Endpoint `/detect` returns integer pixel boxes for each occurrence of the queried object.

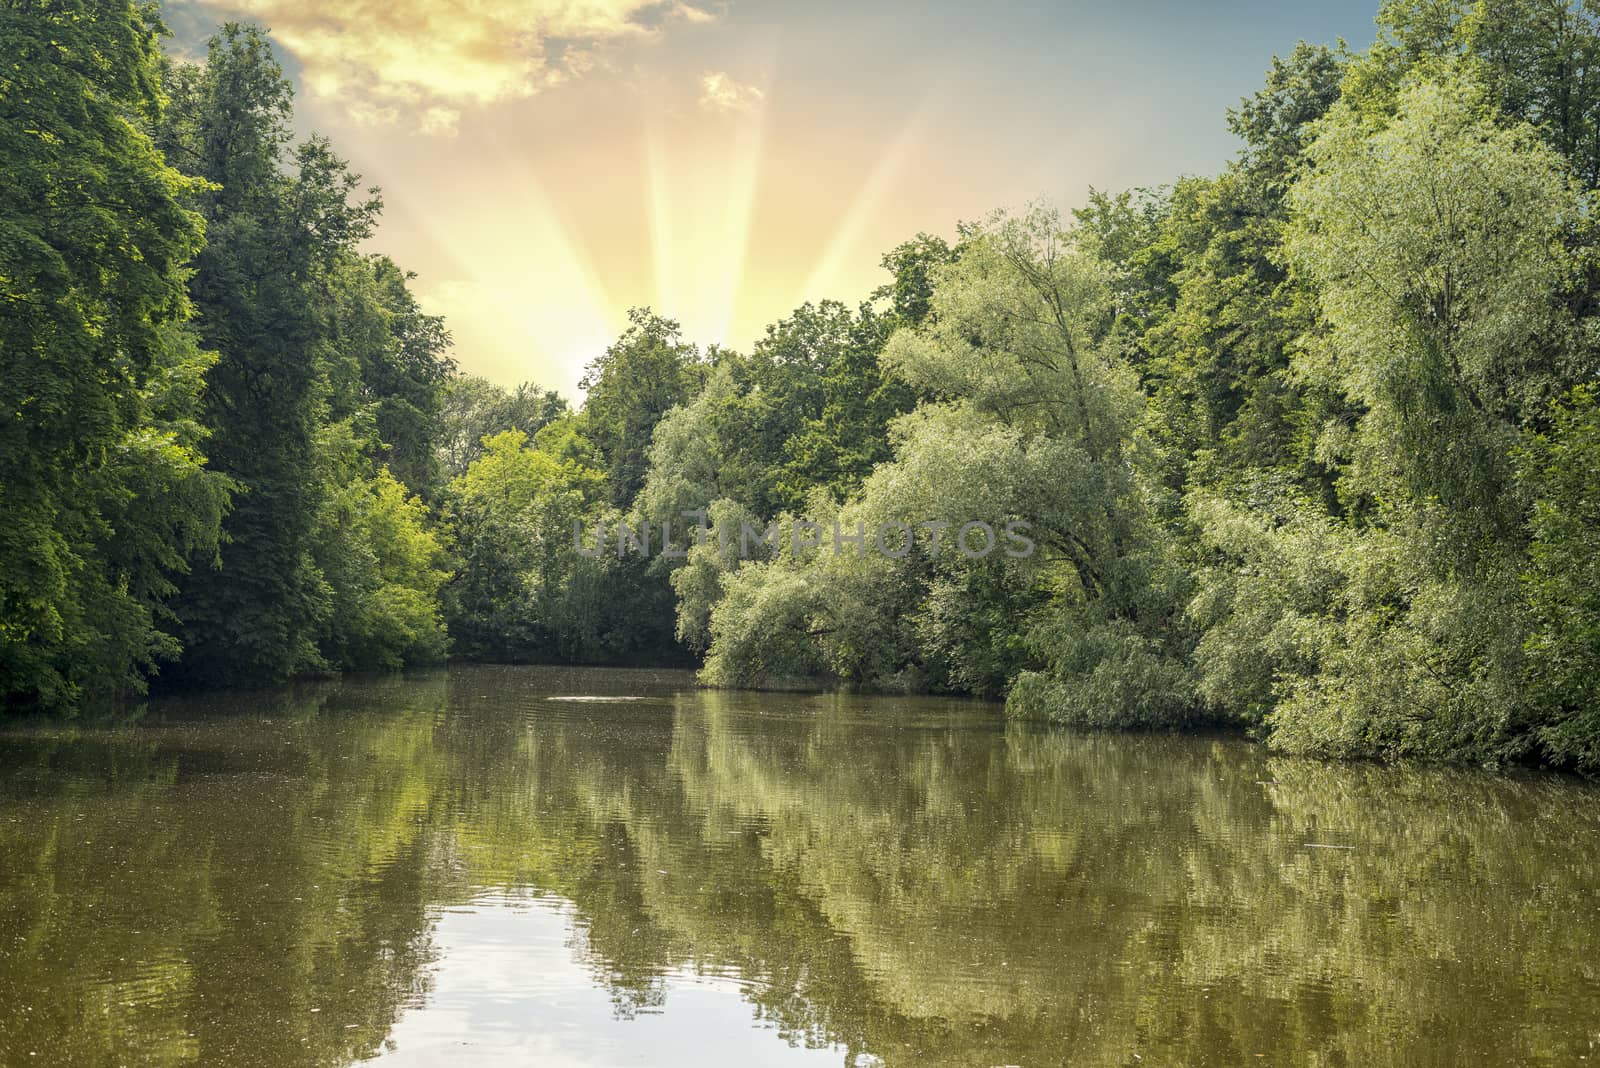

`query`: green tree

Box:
[443,430,606,661]
[311,419,449,670]
[579,309,706,508]
[773,300,913,510]
[161,25,383,685]
[1286,71,1577,551]
[437,376,568,481]
[0,0,229,710]
[1115,44,1346,504]
[1520,386,1600,771]
[1250,70,1581,762]
[327,254,455,499]
[700,209,1195,719]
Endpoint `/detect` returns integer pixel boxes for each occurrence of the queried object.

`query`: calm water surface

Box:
[1,665,1598,1066]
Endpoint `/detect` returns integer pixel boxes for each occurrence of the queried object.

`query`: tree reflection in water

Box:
[0,665,1596,1066]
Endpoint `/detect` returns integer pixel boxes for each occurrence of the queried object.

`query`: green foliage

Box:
[1287,72,1578,537]
[1185,491,1340,726]
[323,254,455,499]
[1119,43,1346,507]
[670,498,762,652]
[772,300,917,509]
[1348,1,1600,181]
[686,26,1600,769]
[579,309,707,508]
[444,429,616,662]
[1007,619,1197,729]
[1223,69,1577,764]
[872,232,957,327]
[1520,386,1600,770]
[160,26,367,684]
[312,423,449,670]
[700,555,830,688]
[437,375,567,481]
[154,24,458,684]
[635,294,918,544]
[0,0,228,710]
[695,209,1195,720]
[7,0,1600,778]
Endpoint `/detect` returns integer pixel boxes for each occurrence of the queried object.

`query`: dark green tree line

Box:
[0,0,228,709]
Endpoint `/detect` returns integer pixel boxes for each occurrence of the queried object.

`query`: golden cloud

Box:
[191,0,717,132]
[698,70,762,114]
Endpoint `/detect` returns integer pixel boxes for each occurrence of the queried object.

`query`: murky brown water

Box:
[1,665,1597,1066]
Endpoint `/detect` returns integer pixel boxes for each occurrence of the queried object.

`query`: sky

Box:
[163,0,1381,399]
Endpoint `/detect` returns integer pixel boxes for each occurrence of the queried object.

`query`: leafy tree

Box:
[437,376,567,481]
[873,232,958,327]
[670,497,766,652]
[325,254,454,499]
[1520,386,1600,771]
[161,25,384,685]
[1463,0,1600,183]
[634,362,759,537]
[1286,71,1577,550]
[579,309,706,508]
[700,209,1196,719]
[636,293,920,536]
[1250,70,1581,762]
[1119,43,1346,504]
[0,0,228,709]
[773,300,913,510]
[311,422,449,670]
[443,430,605,661]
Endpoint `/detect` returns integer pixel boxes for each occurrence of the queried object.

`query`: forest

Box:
[4,0,1599,773]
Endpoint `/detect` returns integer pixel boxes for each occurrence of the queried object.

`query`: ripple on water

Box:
[0,664,1597,1067]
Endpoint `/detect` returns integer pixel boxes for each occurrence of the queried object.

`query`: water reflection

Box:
[0,665,1597,1066]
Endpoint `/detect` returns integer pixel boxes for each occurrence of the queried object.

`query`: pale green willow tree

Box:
[633,362,747,546]
[1199,71,1584,762]
[700,209,1196,720]
[1286,72,1579,545]
[1520,386,1600,772]
[670,497,766,653]
[893,210,1194,721]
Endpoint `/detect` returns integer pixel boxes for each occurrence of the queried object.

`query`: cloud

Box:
[698,70,763,114]
[183,0,717,133]
[672,1,715,23]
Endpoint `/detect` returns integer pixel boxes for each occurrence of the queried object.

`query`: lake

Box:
[0,665,1597,1066]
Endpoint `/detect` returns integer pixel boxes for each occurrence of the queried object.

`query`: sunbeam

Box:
[705,92,767,344]
[797,100,937,303]
[644,122,678,319]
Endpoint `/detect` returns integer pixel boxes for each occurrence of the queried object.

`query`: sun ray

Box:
[796,100,936,303]
[704,96,768,344]
[644,122,678,318]
[352,124,621,396]
[482,127,615,322]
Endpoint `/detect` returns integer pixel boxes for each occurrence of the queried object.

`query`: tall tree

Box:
[1236,70,1582,762]
[323,254,454,499]
[579,309,706,508]
[0,0,228,709]
[161,25,381,685]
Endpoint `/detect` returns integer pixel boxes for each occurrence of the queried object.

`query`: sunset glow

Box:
[165,0,1375,396]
